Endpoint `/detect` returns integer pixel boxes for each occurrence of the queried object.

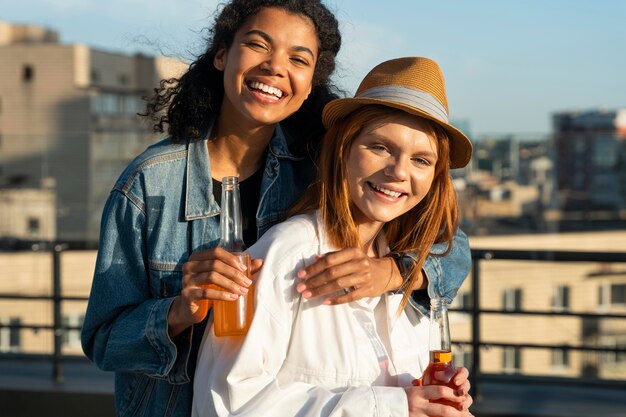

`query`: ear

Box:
[214,48,227,71]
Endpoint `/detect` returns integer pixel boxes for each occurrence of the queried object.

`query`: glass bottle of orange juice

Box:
[212,176,254,337]
[414,297,456,387]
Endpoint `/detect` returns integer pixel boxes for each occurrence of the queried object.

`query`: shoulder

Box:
[248,213,321,270]
[253,213,318,247]
[248,213,322,310]
[113,137,187,194]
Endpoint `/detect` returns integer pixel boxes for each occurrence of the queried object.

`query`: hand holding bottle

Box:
[211,176,257,336]
[167,247,260,337]
[168,176,259,337]
[405,383,474,417]
[408,296,473,414]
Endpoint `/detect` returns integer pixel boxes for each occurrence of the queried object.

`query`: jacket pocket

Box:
[118,373,155,417]
[148,260,184,298]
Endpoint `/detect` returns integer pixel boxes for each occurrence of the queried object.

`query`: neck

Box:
[209,114,276,181]
[358,222,384,257]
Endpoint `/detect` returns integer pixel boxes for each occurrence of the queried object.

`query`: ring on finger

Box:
[343,286,356,295]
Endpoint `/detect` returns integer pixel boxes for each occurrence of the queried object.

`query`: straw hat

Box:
[322,57,472,168]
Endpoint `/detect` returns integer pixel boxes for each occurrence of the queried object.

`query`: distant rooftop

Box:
[0,21,59,45]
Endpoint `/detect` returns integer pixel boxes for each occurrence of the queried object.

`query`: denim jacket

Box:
[81,122,470,417]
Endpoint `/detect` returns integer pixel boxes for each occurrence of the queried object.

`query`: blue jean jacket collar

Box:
[183,119,297,221]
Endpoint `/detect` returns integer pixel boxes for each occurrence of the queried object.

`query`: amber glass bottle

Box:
[212,176,255,337]
[417,297,456,387]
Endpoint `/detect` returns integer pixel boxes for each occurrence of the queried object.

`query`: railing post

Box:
[470,253,483,401]
[52,243,66,383]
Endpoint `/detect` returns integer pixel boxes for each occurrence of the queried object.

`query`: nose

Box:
[384,157,408,180]
[260,52,287,76]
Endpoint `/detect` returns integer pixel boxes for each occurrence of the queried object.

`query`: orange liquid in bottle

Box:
[421,350,456,387]
[212,252,254,337]
[212,283,255,336]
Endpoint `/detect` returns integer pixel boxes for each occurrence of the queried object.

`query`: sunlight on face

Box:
[346,113,438,232]
[215,7,319,128]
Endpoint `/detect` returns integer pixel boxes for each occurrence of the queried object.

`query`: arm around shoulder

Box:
[408,228,471,315]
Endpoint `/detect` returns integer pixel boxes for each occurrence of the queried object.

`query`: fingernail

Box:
[241,276,252,286]
[240,286,249,294]
[296,283,306,293]
[238,262,247,271]
[302,290,312,299]
[322,299,331,305]
[229,293,239,299]
[297,270,306,278]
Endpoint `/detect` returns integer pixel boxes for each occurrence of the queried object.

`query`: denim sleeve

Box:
[408,228,471,316]
[80,190,192,384]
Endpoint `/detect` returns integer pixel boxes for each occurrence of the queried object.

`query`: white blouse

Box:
[192,212,430,417]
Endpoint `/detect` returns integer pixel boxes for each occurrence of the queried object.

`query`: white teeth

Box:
[248,81,283,98]
[371,183,402,198]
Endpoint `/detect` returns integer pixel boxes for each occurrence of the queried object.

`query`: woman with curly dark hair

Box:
[81,1,471,416]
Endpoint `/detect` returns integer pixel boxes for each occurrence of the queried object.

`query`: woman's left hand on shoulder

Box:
[295,248,402,304]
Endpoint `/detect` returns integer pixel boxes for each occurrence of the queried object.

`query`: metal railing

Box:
[1,244,626,395]
[463,248,626,399]
[0,244,88,382]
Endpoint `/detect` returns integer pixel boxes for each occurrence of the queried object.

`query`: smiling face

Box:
[214,7,319,128]
[345,113,439,231]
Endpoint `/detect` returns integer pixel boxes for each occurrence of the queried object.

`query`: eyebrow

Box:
[243,29,316,59]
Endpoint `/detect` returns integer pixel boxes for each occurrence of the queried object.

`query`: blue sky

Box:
[3,0,625,136]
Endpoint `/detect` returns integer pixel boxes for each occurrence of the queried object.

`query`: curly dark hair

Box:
[142,0,341,155]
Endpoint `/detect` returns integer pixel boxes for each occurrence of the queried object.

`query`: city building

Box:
[0,21,188,242]
[553,109,626,218]
[452,230,626,380]
[459,134,555,234]
[0,186,56,242]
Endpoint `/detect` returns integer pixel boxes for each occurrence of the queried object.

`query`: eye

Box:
[245,41,269,51]
[412,156,434,167]
[290,55,310,66]
[368,144,389,153]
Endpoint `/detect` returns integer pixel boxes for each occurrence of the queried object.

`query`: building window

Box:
[91,93,121,115]
[28,217,41,236]
[551,348,570,368]
[91,70,101,83]
[23,65,34,82]
[599,285,609,306]
[460,292,473,310]
[62,314,84,348]
[502,288,522,311]
[600,339,626,365]
[503,347,521,373]
[611,284,626,304]
[454,350,473,370]
[0,317,21,353]
[599,283,626,307]
[551,286,570,311]
[118,73,129,85]
[123,95,142,115]
[450,291,472,310]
